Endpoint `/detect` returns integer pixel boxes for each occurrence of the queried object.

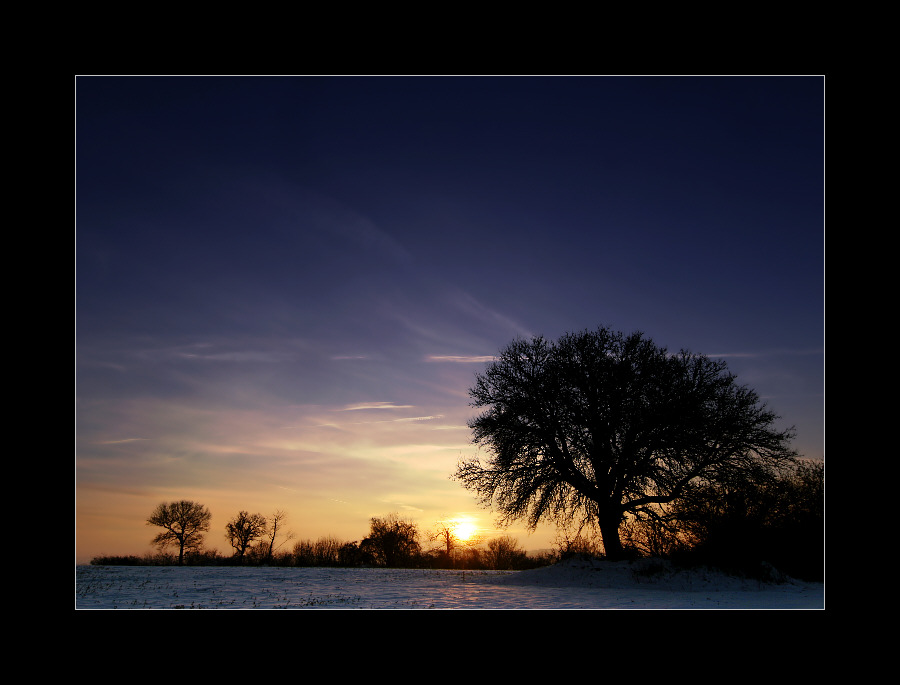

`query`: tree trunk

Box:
[267,520,277,561]
[598,514,625,560]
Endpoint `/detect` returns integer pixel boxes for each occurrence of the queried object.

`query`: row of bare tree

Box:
[141,504,540,569]
[145,503,293,565]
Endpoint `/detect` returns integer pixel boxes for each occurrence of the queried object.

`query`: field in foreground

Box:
[75,556,824,610]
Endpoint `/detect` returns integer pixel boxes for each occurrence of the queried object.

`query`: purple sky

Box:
[76,76,824,561]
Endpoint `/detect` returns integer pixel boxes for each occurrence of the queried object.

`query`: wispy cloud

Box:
[98,438,150,444]
[336,402,415,411]
[179,350,294,363]
[707,348,824,359]
[706,352,761,359]
[364,414,445,425]
[425,355,495,363]
[319,414,448,428]
[134,342,296,364]
[446,288,532,340]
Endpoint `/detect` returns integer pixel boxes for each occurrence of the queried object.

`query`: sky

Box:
[75,75,824,563]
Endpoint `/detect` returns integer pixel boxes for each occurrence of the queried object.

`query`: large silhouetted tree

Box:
[147,500,212,564]
[454,327,799,560]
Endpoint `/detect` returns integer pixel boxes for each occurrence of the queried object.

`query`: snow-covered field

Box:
[75,556,824,609]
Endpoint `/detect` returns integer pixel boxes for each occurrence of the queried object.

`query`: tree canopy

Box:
[225,511,268,559]
[454,327,799,560]
[360,513,421,567]
[146,500,212,564]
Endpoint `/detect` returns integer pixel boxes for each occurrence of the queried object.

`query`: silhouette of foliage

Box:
[455,327,799,560]
[483,535,528,570]
[225,511,268,560]
[291,535,350,567]
[146,500,212,565]
[360,513,421,567]
[667,459,824,580]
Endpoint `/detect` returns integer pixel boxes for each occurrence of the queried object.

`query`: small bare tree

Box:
[147,500,212,565]
[428,517,482,563]
[429,519,459,558]
[263,509,295,561]
[225,511,268,560]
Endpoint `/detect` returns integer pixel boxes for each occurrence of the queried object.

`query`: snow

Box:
[75,556,824,609]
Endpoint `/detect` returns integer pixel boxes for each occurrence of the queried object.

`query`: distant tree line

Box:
[90,508,552,571]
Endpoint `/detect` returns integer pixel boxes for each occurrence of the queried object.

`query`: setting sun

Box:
[453,520,477,542]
